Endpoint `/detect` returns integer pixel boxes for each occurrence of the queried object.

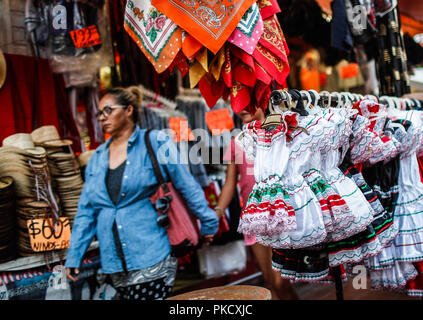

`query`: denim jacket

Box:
[65,127,219,274]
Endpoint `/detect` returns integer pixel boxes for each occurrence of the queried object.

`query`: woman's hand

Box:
[201,234,214,246]
[66,268,80,282]
[214,206,224,218]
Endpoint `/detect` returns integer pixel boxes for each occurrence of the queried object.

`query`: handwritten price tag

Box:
[27,218,71,252]
[70,25,102,49]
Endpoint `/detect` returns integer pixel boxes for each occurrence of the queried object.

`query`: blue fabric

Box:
[65,126,219,274]
[331,0,353,52]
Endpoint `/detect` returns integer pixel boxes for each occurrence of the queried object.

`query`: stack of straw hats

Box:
[31,126,84,224]
[0,176,17,262]
[0,133,60,257]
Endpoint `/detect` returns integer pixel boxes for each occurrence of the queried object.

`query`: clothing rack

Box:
[267,88,423,301]
[139,85,177,110]
[269,89,422,112]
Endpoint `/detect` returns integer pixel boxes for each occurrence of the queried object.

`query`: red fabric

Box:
[171,51,189,77]
[253,43,288,85]
[418,157,423,182]
[0,54,81,152]
[230,45,255,69]
[257,0,281,19]
[406,262,423,296]
[233,62,256,87]
[230,81,251,113]
[198,74,225,109]
[203,183,230,238]
[252,80,271,111]
[0,55,19,143]
[259,15,290,65]
[254,61,272,85]
[35,58,60,130]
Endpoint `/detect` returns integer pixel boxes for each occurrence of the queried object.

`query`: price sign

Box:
[70,25,102,49]
[168,117,195,142]
[205,109,234,135]
[27,217,71,252]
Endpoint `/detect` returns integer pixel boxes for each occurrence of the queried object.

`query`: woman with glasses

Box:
[65,86,219,300]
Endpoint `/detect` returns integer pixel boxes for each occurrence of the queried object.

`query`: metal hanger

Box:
[319,91,330,108]
[262,90,287,128]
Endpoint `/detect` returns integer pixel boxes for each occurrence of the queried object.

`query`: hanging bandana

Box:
[222,45,233,88]
[170,51,189,77]
[227,3,264,55]
[259,15,290,65]
[189,48,209,88]
[209,48,226,81]
[151,0,257,54]
[182,32,203,60]
[230,81,251,112]
[253,43,289,85]
[257,0,281,20]
[124,0,182,74]
[198,73,225,108]
[233,61,256,87]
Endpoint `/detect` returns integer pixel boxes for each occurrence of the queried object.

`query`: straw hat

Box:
[0,176,13,192]
[0,49,6,90]
[31,126,72,147]
[2,134,46,155]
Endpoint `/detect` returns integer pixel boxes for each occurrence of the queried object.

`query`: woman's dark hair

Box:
[105,86,143,124]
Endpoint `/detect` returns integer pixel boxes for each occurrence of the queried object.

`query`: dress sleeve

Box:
[235,129,256,160]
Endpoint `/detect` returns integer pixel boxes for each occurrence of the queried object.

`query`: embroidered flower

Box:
[144,9,167,43]
[155,16,166,31]
[146,17,154,34]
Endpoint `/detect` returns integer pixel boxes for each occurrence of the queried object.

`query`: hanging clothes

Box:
[0,53,82,152]
[234,94,423,289]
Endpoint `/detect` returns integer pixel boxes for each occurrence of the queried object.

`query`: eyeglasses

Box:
[96,105,126,119]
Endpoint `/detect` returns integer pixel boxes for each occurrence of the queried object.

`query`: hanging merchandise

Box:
[124,0,291,114]
[31,126,84,226]
[25,0,114,87]
[375,4,411,97]
[0,53,83,153]
[136,87,211,189]
[0,134,63,257]
[124,1,183,74]
[233,89,423,295]
[151,0,257,54]
[343,0,410,97]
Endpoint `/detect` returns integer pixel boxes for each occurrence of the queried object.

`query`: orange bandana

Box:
[151,0,257,54]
